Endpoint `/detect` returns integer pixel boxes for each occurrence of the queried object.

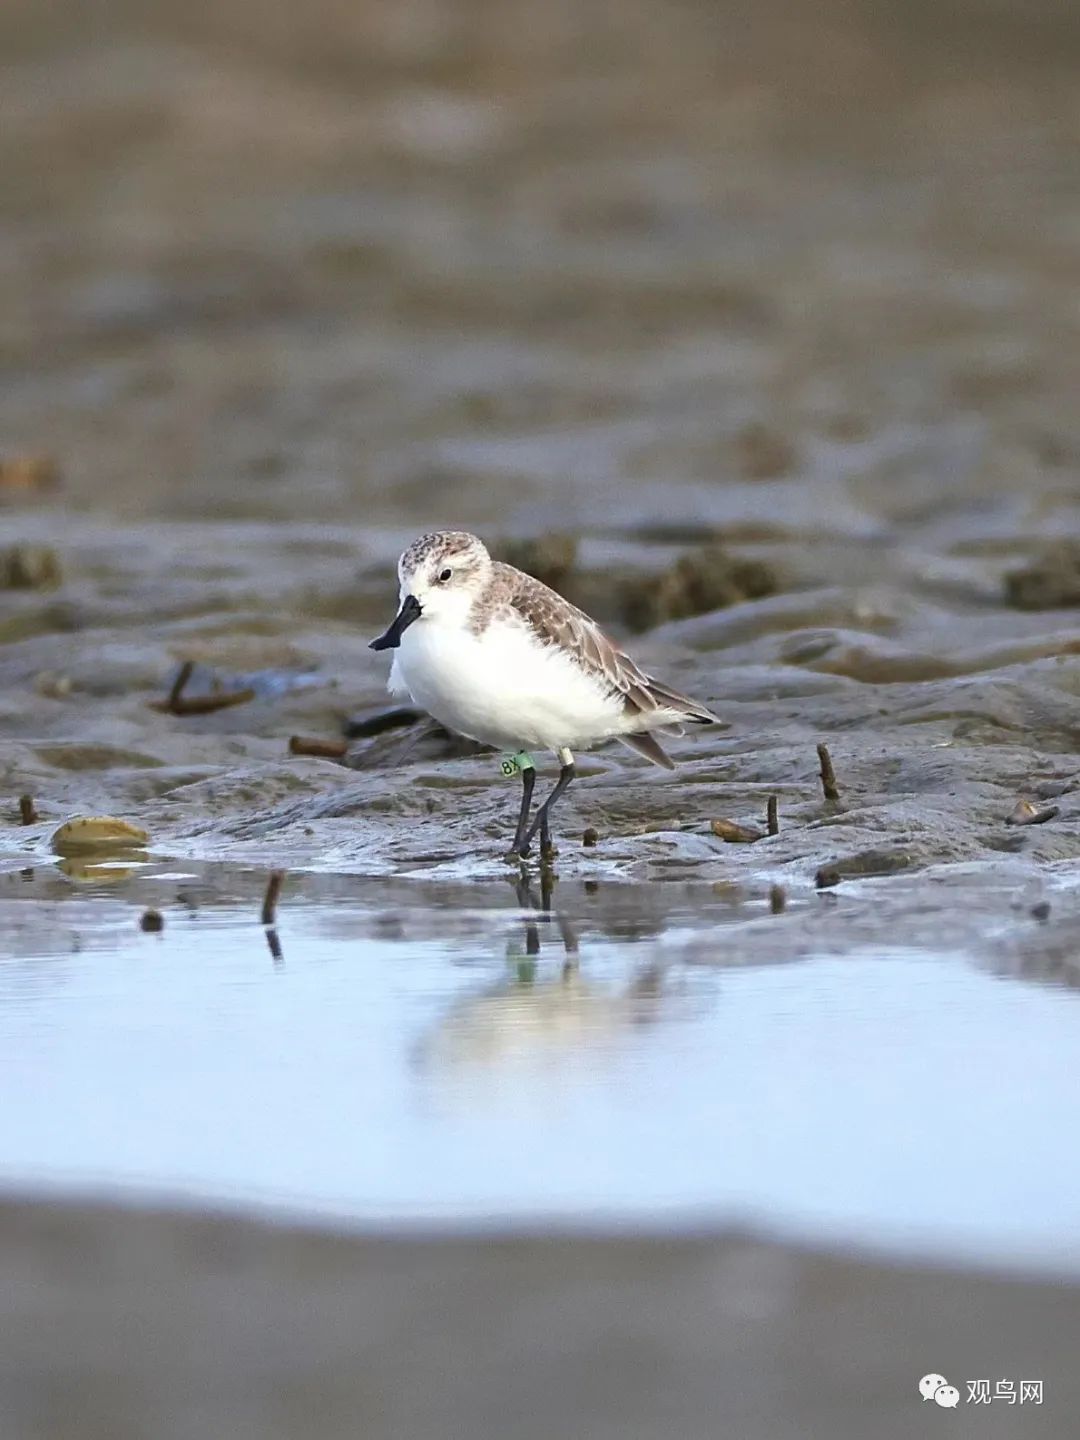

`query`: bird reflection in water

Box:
[513,869,578,971]
[418,875,665,1073]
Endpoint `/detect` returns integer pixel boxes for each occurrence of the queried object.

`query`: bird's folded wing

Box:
[506,571,719,725]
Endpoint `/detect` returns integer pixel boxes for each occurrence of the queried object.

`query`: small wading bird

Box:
[370,531,720,859]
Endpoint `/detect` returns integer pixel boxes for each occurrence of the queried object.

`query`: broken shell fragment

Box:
[51,816,149,855]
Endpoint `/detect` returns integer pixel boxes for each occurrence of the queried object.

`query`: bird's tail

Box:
[642,676,721,725]
[618,731,676,769]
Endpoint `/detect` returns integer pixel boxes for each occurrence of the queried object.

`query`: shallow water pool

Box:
[0,858,1078,1272]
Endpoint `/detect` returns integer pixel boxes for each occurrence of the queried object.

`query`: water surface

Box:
[2,860,1079,1272]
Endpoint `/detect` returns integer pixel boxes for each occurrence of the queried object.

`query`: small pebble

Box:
[769,884,786,914]
[582,826,599,847]
[1030,901,1051,922]
[140,909,164,933]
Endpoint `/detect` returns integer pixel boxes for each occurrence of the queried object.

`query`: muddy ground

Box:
[0,1194,1076,1440]
[3,0,1080,895]
[3,0,1080,874]
[3,0,1080,1433]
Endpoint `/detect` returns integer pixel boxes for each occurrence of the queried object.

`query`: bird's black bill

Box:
[369,593,422,651]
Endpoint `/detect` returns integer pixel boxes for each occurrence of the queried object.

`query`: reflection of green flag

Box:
[503,940,536,984]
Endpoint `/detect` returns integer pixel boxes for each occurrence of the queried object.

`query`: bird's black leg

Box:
[521,750,576,857]
[508,762,536,858]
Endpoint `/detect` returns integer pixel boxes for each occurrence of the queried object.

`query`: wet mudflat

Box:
[4,0,1080,886]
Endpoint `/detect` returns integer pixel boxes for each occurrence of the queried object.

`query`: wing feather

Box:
[501,565,721,726]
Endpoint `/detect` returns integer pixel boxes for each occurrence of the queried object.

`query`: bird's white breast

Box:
[390,615,624,752]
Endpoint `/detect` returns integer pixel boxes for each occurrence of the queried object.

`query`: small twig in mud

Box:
[148,661,256,716]
[140,908,164,933]
[582,826,599,847]
[1005,799,1059,827]
[816,743,840,802]
[261,870,286,926]
[168,661,194,709]
[711,818,764,844]
[766,795,779,836]
[769,884,786,914]
[344,706,423,739]
[289,735,349,760]
[161,689,256,716]
[18,794,38,825]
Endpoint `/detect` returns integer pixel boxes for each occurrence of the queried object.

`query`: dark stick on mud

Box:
[168,661,194,710]
[18,794,37,825]
[816,743,840,802]
[343,706,423,739]
[261,870,286,927]
[769,884,786,914]
[148,660,256,716]
[766,795,779,836]
[289,736,349,760]
[168,688,256,716]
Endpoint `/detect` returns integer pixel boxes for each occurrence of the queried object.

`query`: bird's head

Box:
[369,530,492,649]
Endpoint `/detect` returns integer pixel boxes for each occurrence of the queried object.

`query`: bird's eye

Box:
[438,567,453,582]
